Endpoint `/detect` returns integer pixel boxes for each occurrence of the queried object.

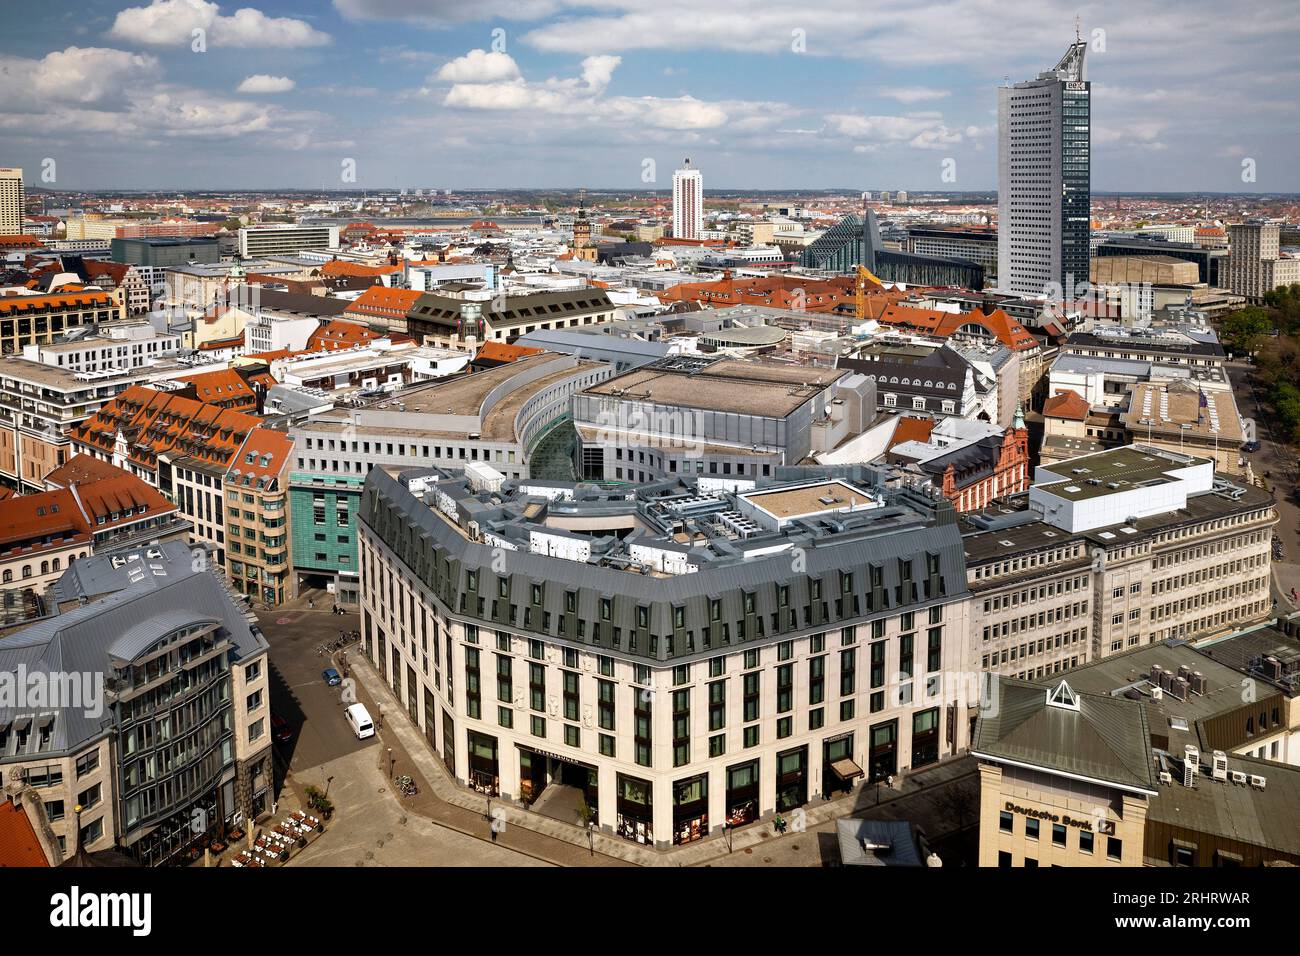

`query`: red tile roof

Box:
[476,341,544,364]
[70,385,262,474]
[343,285,422,319]
[180,368,258,411]
[0,800,51,867]
[226,427,293,488]
[889,417,936,449]
[307,319,383,351]
[318,260,402,278]
[1042,389,1091,421]
[0,291,115,316]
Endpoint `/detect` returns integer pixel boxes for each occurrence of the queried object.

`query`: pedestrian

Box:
[308,597,314,609]
[490,825,498,843]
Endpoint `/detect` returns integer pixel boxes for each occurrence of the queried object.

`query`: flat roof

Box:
[742,479,873,519]
[583,358,842,418]
[1035,446,1209,502]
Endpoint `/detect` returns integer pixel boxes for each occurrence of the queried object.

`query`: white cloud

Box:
[237,74,296,94]
[333,0,559,24]
[435,50,752,131]
[435,49,522,84]
[0,46,160,109]
[878,87,950,103]
[110,0,330,48]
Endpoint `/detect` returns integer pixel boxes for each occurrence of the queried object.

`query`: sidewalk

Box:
[348,654,971,866]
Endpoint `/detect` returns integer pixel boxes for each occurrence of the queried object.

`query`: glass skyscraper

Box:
[997,38,1091,298]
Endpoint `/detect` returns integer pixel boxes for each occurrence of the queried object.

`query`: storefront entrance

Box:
[725,759,760,828]
[519,746,597,824]
[869,719,898,782]
[616,773,653,844]
[822,733,862,798]
[775,746,808,812]
[672,775,709,845]
[468,731,500,796]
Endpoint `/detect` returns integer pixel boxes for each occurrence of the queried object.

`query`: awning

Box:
[830,758,864,781]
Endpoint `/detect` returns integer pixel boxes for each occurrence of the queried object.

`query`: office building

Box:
[997,37,1091,296]
[672,159,703,240]
[1227,222,1300,303]
[907,225,999,282]
[801,210,986,289]
[236,224,339,259]
[974,630,1300,866]
[0,168,23,236]
[0,540,272,865]
[573,356,873,484]
[405,290,616,350]
[964,445,1274,680]
[0,291,124,355]
[358,467,974,847]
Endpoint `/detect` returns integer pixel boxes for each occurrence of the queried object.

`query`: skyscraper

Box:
[671,158,703,240]
[997,36,1091,297]
[0,168,23,236]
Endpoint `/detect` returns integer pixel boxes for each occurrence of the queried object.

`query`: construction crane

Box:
[855,264,883,320]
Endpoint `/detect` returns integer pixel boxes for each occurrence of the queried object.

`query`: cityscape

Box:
[0,0,1297,925]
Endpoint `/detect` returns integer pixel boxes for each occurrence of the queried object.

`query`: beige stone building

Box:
[1228,222,1300,302]
[965,445,1275,679]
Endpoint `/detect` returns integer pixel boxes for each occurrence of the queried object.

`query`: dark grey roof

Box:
[407,288,614,331]
[253,288,352,318]
[835,818,927,866]
[1,541,267,759]
[973,678,1158,794]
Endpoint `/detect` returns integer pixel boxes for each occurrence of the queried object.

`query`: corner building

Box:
[358,468,973,848]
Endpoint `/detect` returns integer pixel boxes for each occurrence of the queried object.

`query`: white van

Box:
[345,703,375,740]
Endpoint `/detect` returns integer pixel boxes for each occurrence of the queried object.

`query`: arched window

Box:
[40,561,48,575]
[22,565,31,579]
[52,558,60,571]
[2,569,10,583]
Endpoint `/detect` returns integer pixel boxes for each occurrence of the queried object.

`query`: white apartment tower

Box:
[672,158,703,240]
[997,37,1091,297]
[0,167,23,236]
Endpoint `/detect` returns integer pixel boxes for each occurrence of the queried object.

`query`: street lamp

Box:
[325,775,334,797]
[387,748,394,780]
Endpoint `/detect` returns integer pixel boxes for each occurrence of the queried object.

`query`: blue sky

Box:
[1,0,1297,192]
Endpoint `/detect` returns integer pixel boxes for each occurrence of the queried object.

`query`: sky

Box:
[0,0,1297,193]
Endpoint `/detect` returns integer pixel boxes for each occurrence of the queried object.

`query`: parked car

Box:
[322,667,342,686]
[1241,441,1261,453]
[271,713,293,743]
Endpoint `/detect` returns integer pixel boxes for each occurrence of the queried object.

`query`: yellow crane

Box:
[855,264,883,319]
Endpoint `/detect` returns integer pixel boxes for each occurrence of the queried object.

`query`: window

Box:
[998,851,1012,867]
[248,718,265,743]
[1000,810,1013,833]
[1025,818,1039,841]
[1052,823,1067,847]
[1107,837,1123,861]
[530,715,546,738]
[1079,831,1094,854]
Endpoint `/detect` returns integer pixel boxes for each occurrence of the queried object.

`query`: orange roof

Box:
[180,368,257,409]
[0,234,44,248]
[43,453,127,487]
[933,308,1039,351]
[307,319,383,351]
[243,348,295,362]
[0,801,50,868]
[344,285,422,318]
[73,473,177,532]
[889,417,935,449]
[476,341,544,364]
[319,260,402,278]
[1042,389,1091,421]
[0,488,86,551]
[658,274,859,313]
[70,385,262,474]
[226,426,293,486]
[0,291,115,316]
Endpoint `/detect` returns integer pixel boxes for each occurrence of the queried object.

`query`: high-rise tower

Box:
[671,158,703,240]
[0,168,23,236]
[997,34,1091,297]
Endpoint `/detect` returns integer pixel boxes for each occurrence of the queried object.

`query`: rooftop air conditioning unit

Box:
[1183,745,1199,788]
[1158,770,1172,785]
[1211,751,1229,782]
[1248,775,1266,790]
[1150,685,1163,700]
[1229,770,1248,786]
